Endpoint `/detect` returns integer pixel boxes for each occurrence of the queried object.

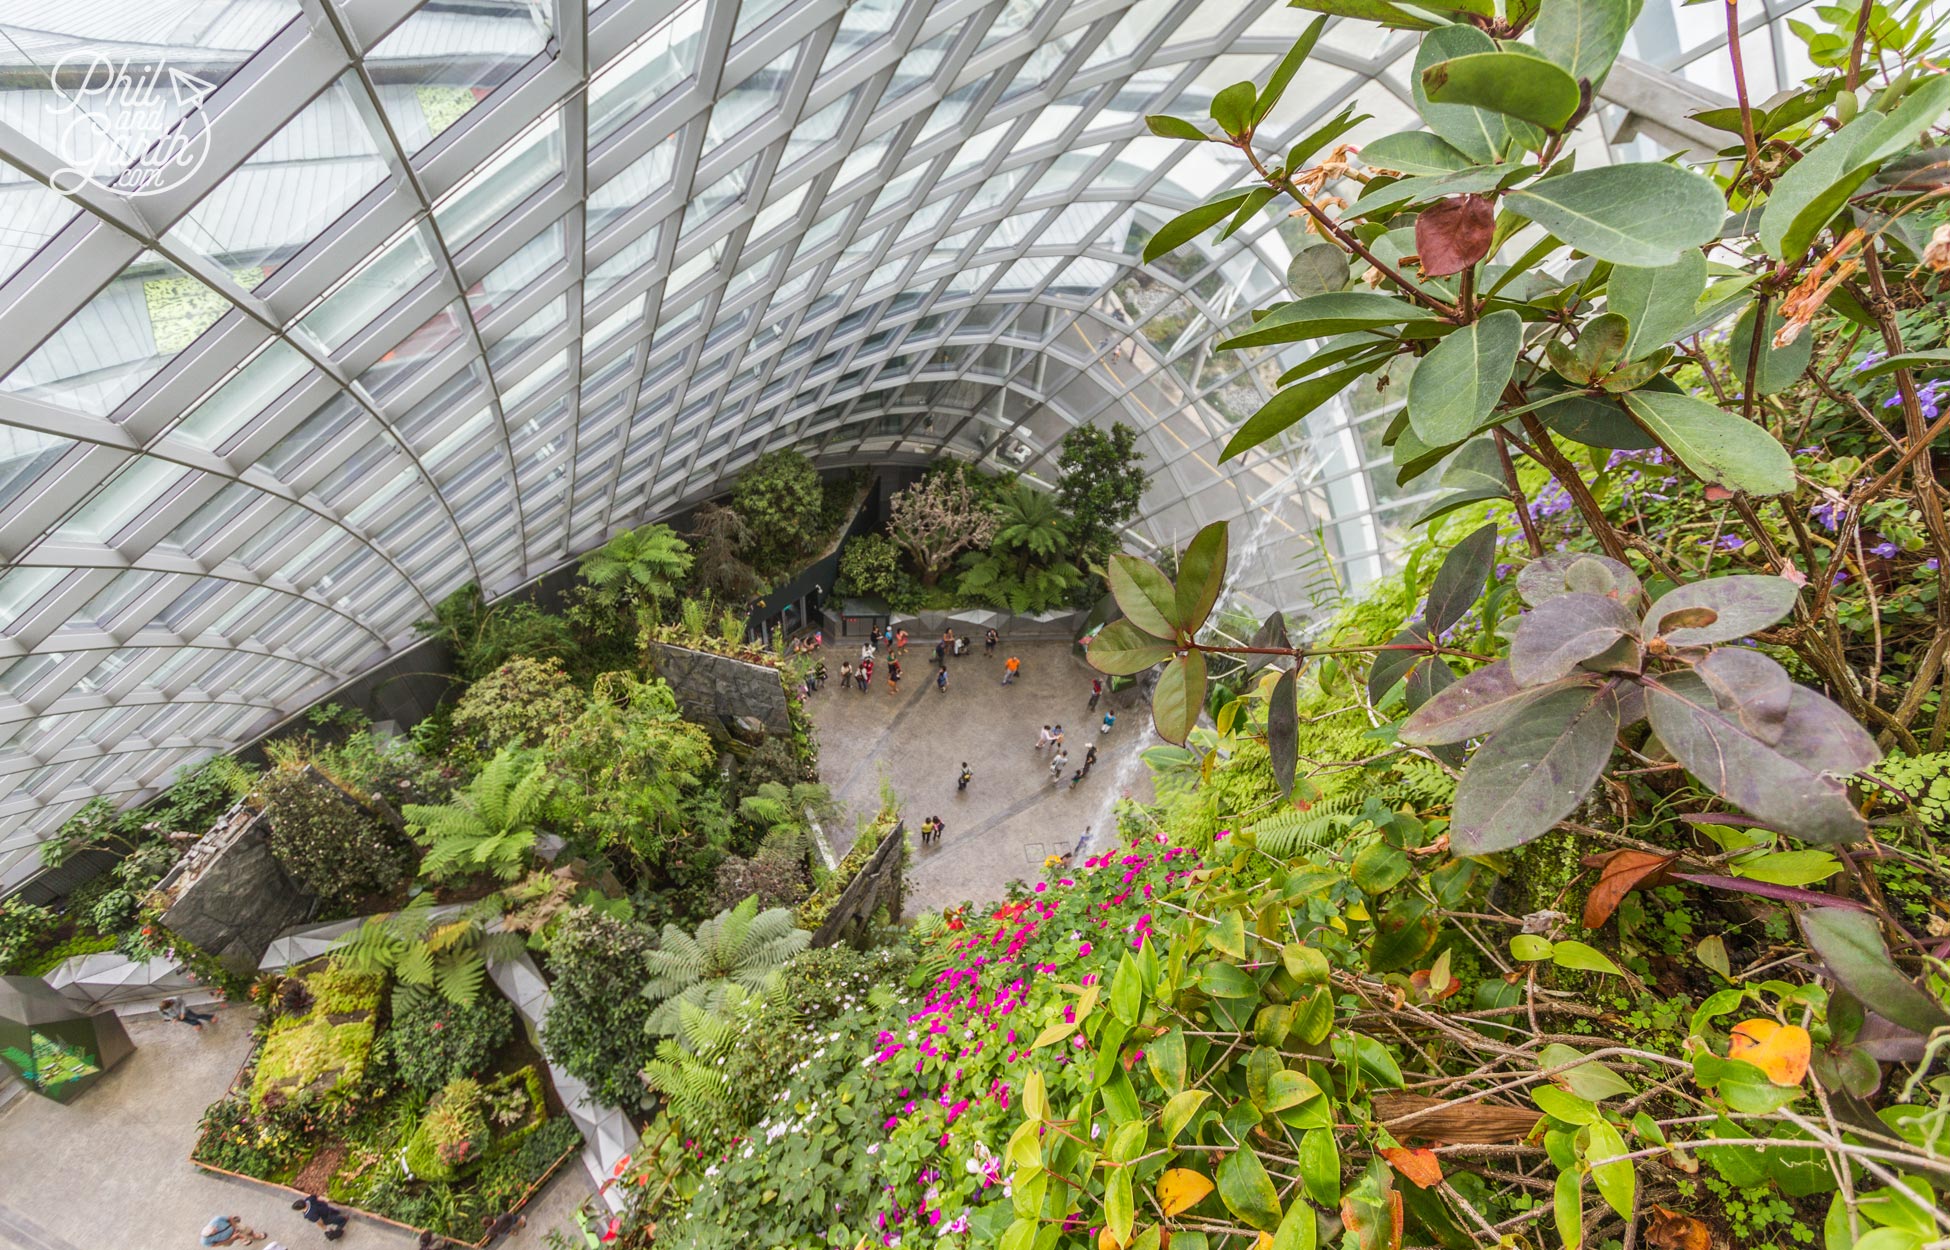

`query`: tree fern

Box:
[403,746,553,883]
[1248,793,1366,857]
[642,896,810,1034]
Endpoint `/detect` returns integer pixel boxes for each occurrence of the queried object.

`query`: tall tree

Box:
[731,450,822,570]
[577,523,693,613]
[888,465,999,586]
[688,502,765,601]
[1056,423,1148,560]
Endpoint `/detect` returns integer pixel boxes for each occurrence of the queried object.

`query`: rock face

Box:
[156,802,316,976]
[810,822,907,949]
[646,643,793,737]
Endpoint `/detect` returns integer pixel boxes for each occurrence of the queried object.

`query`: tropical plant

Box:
[382,992,516,1091]
[640,895,810,1034]
[414,582,575,682]
[730,449,822,570]
[836,533,904,601]
[259,765,410,908]
[403,1076,488,1181]
[540,907,660,1108]
[448,656,583,763]
[550,673,716,867]
[687,502,765,601]
[887,464,999,586]
[1055,421,1148,560]
[403,746,555,883]
[0,897,57,974]
[639,983,773,1139]
[578,523,693,613]
[333,893,523,1012]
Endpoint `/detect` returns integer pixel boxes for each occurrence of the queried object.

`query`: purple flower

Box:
[1870,541,1898,559]
[1832,570,1850,586]
[1856,349,1885,373]
[1811,500,1846,532]
[1928,559,1941,572]
[1714,534,1744,552]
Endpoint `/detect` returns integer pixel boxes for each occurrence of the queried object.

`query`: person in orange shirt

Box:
[1002,656,1021,685]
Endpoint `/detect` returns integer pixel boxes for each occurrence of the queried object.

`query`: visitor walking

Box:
[199,1215,266,1246]
[896,628,909,656]
[943,628,957,656]
[887,660,902,693]
[1049,749,1069,781]
[1035,725,1054,753]
[1082,744,1098,776]
[481,1211,528,1241]
[292,1194,349,1239]
[1051,724,1065,752]
[957,762,972,792]
[1087,678,1103,712]
[1068,766,1086,790]
[936,667,949,694]
[814,660,827,688]
[1100,710,1116,734]
[954,634,970,657]
[840,661,853,690]
[160,996,215,1032]
[1002,655,1021,685]
[933,639,947,668]
[985,627,998,657]
[860,658,874,692]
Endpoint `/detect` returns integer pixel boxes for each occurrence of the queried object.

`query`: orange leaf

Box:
[1727,1018,1811,1085]
[1381,1146,1444,1189]
[1581,849,1679,929]
[1099,1228,1125,1250]
[1255,1235,1274,1250]
[1157,1168,1215,1217]
[1646,1206,1715,1250]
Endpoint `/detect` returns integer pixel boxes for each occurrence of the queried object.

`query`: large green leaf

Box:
[1451,683,1622,855]
[1289,0,1439,29]
[1153,650,1208,744]
[1798,907,1950,1035]
[1359,130,1477,176]
[1089,619,1176,675]
[1210,81,1257,137]
[1608,250,1707,360]
[1856,348,1950,379]
[1406,310,1523,446]
[1174,522,1230,634]
[1287,243,1351,298]
[1223,360,1383,461]
[1534,0,1632,87]
[1401,660,1592,745]
[1621,390,1794,496]
[1254,16,1327,125]
[1108,554,1180,636]
[1413,24,1525,162]
[1729,303,1814,396]
[1218,292,1437,351]
[1504,164,1723,266]
[1144,191,1253,263]
[1423,522,1500,635]
[1421,52,1582,130]
[1217,1141,1284,1232]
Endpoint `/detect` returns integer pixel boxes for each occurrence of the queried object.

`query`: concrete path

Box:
[804,638,1155,914]
[0,1005,593,1250]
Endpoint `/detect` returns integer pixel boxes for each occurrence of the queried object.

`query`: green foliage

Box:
[448,656,584,765]
[248,959,384,1117]
[382,992,516,1092]
[260,767,410,908]
[642,894,811,1034]
[333,894,524,1013]
[835,533,906,601]
[1056,421,1149,560]
[731,450,822,571]
[0,897,58,973]
[415,583,577,683]
[550,672,717,870]
[540,906,660,1108]
[404,1076,489,1181]
[404,746,555,884]
[578,523,693,612]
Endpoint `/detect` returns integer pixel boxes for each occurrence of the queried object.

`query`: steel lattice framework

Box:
[0,0,1808,885]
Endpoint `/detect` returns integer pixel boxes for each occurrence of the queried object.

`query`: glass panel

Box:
[56,456,183,543]
[368,0,552,153]
[1,252,232,417]
[164,73,386,289]
[703,47,797,152]
[433,111,565,250]
[589,0,707,146]
[171,342,310,451]
[468,221,565,322]
[588,134,678,237]
[300,228,438,351]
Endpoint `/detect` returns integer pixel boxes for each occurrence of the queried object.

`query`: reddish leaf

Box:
[1728,1018,1811,1085]
[1581,849,1679,929]
[1415,194,1495,277]
[1646,1206,1715,1250]
[1380,1146,1444,1189]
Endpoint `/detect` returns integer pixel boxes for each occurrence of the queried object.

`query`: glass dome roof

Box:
[0,0,1810,884]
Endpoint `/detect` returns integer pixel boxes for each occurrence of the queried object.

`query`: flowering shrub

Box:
[382,993,515,1092]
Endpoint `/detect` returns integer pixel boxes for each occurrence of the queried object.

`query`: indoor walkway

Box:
[805,638,1155,914]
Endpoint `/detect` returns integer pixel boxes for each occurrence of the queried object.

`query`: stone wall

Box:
[645,642,792,737]
[155,801,317,977]
[809,821,907,949]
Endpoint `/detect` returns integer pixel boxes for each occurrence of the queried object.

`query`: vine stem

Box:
[1725,0,1763,174]
[1237,139,1460,319]
[1496,429,1546,557]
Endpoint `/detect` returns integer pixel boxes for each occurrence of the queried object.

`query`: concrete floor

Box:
[806,638,1155,913]
[0,1006,593,1250]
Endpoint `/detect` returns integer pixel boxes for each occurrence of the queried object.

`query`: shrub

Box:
[731,449,822,570]
[415,583,577,683]
[0,897,58,973]
[539,907,659,1108]
[710,848,811,912]
[835,533,905,601]
[260,768,408,908]
[1055,421,1147,560]
[382,993,515,1091]
[448,656,582,764]
[403,1076,488,1181]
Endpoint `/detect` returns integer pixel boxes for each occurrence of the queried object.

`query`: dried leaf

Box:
[1415,194,1496,277]
[1380,1146,1444,1189]
[1158,1168,1216,1217]
[1645,1207,1714,1250]
[1727,1018,1811,1085]
[1580,848,1679,929]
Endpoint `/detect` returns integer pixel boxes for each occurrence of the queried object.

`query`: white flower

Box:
[704,1165,719,1177]
[867,1143,879,1155]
